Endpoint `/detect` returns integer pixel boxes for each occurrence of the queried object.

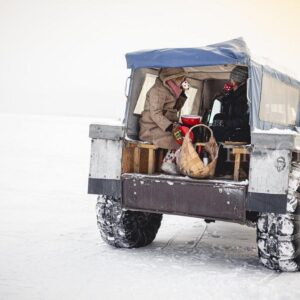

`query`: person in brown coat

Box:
[139,67,189,174]
[139,67,188,149]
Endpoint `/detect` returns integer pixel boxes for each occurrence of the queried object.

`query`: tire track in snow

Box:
[258,272,282,284]
[161,223,207,251]
[190,224,208,250]
[161,230,183,250]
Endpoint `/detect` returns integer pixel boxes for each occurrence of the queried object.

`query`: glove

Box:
[212,119,225,127]
[165,123,173,132]
[212,113,225,127]
[173,92,187,111]
[172,123,184,145]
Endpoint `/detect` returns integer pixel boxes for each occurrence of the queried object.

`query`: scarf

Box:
[166,79,182,99]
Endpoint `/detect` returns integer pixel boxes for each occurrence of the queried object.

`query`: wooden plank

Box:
[133,147,141,173]
[138,143,158,150]
[148,149,156,174]
[122,145,134,173]
[139,148,149,173]
[233,148,250,155]
[126,140,158,149]
[126,142,137,148]
[224,141,247,145]
[234,153,241,181]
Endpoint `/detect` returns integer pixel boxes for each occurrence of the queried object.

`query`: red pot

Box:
[179,126,194,144]
[181,115,201,127]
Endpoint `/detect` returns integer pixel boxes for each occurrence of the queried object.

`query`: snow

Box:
[127,173,249,186]
[253,127,298,135]
[1,113,300,300]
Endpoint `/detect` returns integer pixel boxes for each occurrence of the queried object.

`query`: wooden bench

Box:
[123,140,250,180]
[123,140,164,175]
[222,142,250,181]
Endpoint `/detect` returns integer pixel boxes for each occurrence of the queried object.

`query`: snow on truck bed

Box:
[124,172,249,186]
[0,113,300,300]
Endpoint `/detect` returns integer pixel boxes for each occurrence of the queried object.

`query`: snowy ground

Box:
[1,113,300,300]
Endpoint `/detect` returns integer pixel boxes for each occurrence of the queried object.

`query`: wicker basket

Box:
[178,124,219,179]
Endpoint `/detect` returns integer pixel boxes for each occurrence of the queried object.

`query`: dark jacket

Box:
[221,83,249,130]
[212,83,250,143]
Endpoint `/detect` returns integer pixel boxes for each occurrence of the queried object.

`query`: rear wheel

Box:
[257,213,300,271]
[257,162,300,272]
[96,195,163,248]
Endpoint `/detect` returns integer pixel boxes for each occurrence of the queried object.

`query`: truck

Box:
[88,38,300,272]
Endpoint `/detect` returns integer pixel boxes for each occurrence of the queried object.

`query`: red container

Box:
[179,126,194,144]
[181,115,201,127]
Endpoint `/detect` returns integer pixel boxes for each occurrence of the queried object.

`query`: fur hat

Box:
[230,66,248,83]
[159,68,187,84]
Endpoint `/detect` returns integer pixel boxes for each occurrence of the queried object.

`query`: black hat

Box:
[230,66,248,83]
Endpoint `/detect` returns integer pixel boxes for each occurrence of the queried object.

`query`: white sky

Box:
[0,0,299,119]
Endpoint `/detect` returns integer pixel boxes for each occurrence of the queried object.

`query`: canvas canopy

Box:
[125,38,300,130]
[126,38,249,69]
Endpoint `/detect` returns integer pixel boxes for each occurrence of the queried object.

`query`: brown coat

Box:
[139,68,187,149]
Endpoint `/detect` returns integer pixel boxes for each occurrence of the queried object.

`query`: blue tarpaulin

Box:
[126,37,300,130]
[126,38,250,69]
[249,61,300,130]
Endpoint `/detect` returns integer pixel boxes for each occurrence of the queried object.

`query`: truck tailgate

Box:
[122,173,248,223]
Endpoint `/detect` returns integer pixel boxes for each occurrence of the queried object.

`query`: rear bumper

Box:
[122,173,248,223]
[88,174,287,217]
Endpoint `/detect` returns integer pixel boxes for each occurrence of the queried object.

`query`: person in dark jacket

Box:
[211,66,250,175]
[212,66,250,143]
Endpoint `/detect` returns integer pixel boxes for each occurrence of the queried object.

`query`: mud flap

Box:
[247,192,287,214]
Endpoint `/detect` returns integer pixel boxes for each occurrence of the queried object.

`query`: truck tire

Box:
[257,162,300,272]
[96,195,163,248]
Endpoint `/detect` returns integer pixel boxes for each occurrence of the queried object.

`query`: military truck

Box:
[88,38,300,272]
